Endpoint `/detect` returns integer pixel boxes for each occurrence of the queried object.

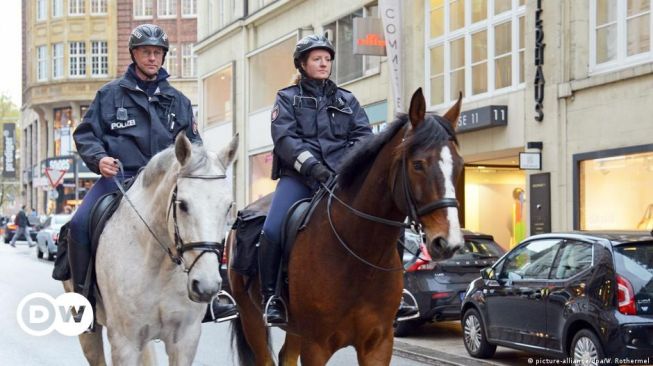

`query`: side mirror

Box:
[481,267,495,280]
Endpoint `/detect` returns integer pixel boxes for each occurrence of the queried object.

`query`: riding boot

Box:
[258,233,287,326]
[68,235,94,328]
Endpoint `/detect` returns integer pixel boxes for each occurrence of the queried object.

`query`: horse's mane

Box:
[337,113,457,189]
[141,143,210,187]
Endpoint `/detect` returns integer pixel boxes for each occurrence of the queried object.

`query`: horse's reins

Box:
[112,162,228,273]
[322,120,459,272]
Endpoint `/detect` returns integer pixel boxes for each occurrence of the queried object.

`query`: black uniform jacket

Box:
[271,78,372,179]
[73,65,201,174]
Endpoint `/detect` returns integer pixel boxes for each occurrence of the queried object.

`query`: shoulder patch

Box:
[271,104,280,122]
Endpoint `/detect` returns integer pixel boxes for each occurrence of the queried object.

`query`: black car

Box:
[461,231,653,364]
[395,229,505,336]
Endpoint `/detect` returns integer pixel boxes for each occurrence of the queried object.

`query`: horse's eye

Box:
[412,161,425,171]
[178,200,189,213]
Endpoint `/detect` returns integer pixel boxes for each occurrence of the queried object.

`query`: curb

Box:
[393,341,499,366]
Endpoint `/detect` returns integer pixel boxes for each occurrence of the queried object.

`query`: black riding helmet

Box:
[293,35,335,72]
[129,24,169,63]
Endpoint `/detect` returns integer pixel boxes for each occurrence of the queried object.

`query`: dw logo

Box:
[16,292,93,336]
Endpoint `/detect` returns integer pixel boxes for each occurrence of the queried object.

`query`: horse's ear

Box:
[175,133,192,166]
[408,88,426,128]
[218,133,239,166]
[442,91,463,130]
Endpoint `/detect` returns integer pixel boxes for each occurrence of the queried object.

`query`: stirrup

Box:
[207,291,239,323]
[263,296,288,327]
[396,289,420,322]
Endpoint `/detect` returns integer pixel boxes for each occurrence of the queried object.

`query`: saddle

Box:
[230,180,334,278]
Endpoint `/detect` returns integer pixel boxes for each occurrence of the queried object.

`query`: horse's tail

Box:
[230,317,257,366]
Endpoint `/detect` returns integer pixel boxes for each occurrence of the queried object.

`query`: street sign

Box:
[44,168,67,188]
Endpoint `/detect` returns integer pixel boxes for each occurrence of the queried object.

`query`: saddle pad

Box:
[89,191,123,257]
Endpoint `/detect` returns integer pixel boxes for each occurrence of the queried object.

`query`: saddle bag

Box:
[52,222,72,281]
[231,209,267,277]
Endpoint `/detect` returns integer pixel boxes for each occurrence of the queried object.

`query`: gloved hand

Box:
[309,163,332,183]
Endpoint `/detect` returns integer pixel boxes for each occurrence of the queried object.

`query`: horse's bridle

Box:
[114,172,230,273]
[166,174,230,273]
[324,119,459,271]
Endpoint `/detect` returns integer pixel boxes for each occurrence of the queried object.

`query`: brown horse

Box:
[228,88,464,365]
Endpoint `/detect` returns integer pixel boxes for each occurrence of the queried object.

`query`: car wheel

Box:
[462,308,496,358]
[36,245,43,259]
[571,329,606,366]
[393,319,422,337]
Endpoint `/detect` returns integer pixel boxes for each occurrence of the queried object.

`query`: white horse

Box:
[63,133,238,365]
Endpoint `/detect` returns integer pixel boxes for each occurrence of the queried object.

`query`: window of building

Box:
[203,64,233,127]
[158,0,177,18]
[52,0,63,17]
[181,43,196,77]
[52,43,64,79]
[207,0,239,32]
[324,4,381,85]
[590,0,652,72]
[36,0,47,20]
[69,0,85,15]
[248,36,296,112]
[165,43,178,77]
[134,0,153,18]
[37,46,48,81]
[576,148,653,230]
[427,0,525,107]
[91,0,108,14]
[182,0,197,16]
[53,107,73,156]
[91,41,108,76]
[69,42,86,77]
[249,151,275,203]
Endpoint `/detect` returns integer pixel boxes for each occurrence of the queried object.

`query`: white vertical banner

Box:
[380,0,403,113]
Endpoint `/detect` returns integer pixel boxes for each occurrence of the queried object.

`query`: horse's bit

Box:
[113,170,229,273]
[323,118,459,271]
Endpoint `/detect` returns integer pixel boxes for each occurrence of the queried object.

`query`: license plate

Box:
[459,291,466,301]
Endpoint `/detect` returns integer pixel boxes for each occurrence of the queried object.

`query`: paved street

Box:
[0,241,427,365]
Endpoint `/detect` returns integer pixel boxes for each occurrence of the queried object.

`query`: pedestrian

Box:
[10,205,35,248]
[70,24,235,326]
[258,34,375,326]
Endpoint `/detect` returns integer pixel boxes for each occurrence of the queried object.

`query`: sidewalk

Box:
[392,321,532,366]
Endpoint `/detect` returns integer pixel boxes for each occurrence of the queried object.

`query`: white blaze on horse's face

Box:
[437,145,464,248]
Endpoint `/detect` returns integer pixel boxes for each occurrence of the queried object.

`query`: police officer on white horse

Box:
[70,23,235,325]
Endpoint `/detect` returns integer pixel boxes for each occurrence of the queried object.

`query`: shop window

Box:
[590,0,651,72]
[577,149,653,230]
[426,0,525,106]
[249,151,275,203]
[203,63,233,126]
[323,4,381,85]
[53,108,74,156]
[248,36,296,112]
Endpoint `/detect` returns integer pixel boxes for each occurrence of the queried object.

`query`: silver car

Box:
[36,214,72,260]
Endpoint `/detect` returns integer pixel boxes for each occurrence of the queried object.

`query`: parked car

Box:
[461,231,653,364]
[35,214,72,260]
[3,215,39,243]
[395,229,505,336]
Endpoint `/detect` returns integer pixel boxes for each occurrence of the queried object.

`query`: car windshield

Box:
[613,242,653,316]
[453,239,504,259]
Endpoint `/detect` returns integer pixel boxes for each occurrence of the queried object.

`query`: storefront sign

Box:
[2,123,16,179]
[519,152,542,170]
[353,17,386,56]
[457,105,507,133]
[534,0,545,122]
[40,156,91,175]
[380,0,403,112]
[530,172,551,234]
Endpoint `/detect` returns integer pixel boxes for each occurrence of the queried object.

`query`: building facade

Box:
[21,0,199,214]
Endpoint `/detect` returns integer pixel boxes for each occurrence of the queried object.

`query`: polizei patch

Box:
[111,119,136,130]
